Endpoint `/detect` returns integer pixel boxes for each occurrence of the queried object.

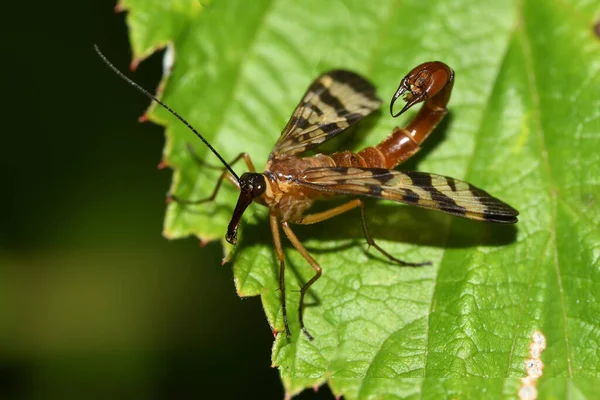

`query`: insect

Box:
[96,45,519,340]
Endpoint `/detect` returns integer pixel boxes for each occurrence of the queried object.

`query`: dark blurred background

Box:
[1,1,330,399]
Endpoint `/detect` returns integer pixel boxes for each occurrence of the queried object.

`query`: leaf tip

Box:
[129,59,140,72]
[113,2,126,13]
[157,160,169,170]
[234,282,244,297]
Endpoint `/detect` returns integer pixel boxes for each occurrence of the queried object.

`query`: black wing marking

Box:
[297,167,518,223]
[271,70,382,157]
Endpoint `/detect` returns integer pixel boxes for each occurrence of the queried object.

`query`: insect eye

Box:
[250,176,266,197]
[240,172,267,198]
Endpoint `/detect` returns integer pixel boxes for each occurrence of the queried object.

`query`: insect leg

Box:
[297,199,362,224]
[186,144,259,172]
[297,199,429,266]
[358,200,430,267]
[281,222,322,341]
[169,152,256,205]
[270,212,292,338]
[185,143,223,170]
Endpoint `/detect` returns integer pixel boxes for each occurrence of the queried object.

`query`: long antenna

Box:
[94,45,240,181]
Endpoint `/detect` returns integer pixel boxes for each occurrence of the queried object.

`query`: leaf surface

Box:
[120,0,600,397]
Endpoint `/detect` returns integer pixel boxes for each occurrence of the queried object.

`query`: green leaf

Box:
[121,0,600,397]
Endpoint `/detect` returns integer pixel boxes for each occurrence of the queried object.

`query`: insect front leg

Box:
[281,222,322,341]
[186,144,257,172]
[168,152,256,205]
[270,212,292,338]
[184,143,227,170]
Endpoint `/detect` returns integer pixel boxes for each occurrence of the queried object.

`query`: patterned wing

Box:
[271,70,382,157]
[298,167,519,223]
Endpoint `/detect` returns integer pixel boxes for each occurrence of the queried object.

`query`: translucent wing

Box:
[298,167,519,223]
[271,70,382,157]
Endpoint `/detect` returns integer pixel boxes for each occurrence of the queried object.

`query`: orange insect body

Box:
[261,62,455,226]
[97,46,518,341]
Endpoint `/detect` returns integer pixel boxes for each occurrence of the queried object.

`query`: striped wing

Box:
[271,70,382,157]
[298,167,519,223]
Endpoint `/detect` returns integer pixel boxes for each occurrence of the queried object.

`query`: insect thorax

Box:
[263,154,336,222]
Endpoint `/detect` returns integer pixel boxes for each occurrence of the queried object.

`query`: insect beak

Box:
[226,190,253,245]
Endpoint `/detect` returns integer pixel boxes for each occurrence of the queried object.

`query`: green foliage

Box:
[121,0,600,397]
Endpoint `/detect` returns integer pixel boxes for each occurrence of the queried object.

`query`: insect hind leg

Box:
[358,200,430,267]
[297,199,430,266]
